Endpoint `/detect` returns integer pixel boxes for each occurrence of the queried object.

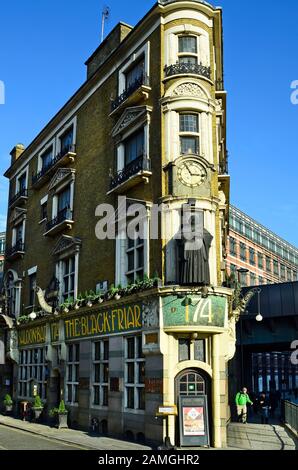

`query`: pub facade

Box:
[1,0,235,447]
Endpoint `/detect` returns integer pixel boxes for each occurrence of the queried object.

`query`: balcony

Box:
[111,75,150,113]
[44,208,74,237]
[108,155,152,194]
[164,62,211,80]
[9,188,28,209]
[218,161,229,175]
[5,240,25,260]
[32,144,76,189]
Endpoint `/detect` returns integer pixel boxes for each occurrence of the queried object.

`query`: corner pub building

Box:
[0,0,236,448]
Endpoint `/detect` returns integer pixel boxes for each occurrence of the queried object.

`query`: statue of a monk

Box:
[178,213,213,285]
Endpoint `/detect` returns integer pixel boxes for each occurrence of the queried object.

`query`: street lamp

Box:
[237,267,249,287]
[238,284,263,388]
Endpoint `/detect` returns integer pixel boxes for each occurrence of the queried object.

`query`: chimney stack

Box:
[10,143,25,165]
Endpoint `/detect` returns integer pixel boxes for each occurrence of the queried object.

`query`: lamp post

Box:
[236,268,263,387]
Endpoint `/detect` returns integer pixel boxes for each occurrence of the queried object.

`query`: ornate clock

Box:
[177,160,207,188]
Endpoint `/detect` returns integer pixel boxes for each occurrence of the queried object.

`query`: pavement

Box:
[227,422,297,450]
[0,415,152,451]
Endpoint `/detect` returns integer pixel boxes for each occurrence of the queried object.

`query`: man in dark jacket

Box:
[259,393,270,424]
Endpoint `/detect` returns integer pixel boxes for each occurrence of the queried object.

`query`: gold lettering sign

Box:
[64,303,142,340]
[18,326,46,346]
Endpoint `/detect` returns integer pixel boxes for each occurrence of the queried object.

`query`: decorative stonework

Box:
[142,298,159,328]
[112,106,151,137]
[172,82,205,98]
[49,168,75,191]
[215,99,222,112]
[52,235,81,256]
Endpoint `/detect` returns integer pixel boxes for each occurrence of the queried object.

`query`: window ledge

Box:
[43,219,74,237]
[110,85,151,116]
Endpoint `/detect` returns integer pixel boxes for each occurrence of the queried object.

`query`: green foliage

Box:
[3,394,13,406]
[17,315,31,324]
[49,400,68,416]
[33,395,43,409]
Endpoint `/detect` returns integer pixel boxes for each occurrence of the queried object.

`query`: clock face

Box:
[177,160,207,188]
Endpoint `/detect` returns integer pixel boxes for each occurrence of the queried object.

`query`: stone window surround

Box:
[92,339,109,409]
[55,246,80,304]
[164,23,210,70]
[15,166,29,194]
[115,200,150,288]
[36,116,77,172]
[118,42,150,96]
[124,334,145,413]
[49,170,76,221]
[115,108,151,173]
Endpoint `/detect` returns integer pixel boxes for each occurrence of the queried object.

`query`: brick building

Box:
[0,0,236,448]
[227,205,298,287]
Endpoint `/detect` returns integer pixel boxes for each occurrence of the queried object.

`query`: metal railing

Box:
[5,240,25,257]
[110,155,151,190]
[32,144,76,185]
[9,188,28,206]
[164,62,211,80]
[281,400,298,434]
[45,207,73,232]
[111,74,150,111]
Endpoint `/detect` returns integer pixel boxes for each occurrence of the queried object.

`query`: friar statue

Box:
[178,212,213,285]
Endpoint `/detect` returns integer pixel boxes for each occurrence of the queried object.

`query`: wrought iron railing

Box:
[111,74,150,111]
[45,207,73,232]
[218,161,229,175]
[32,144,76,186]
[164,62,211,80]
[6,240,25,257]
[9,188,28,206]
[110,155,151,190]
[281,400,298,434]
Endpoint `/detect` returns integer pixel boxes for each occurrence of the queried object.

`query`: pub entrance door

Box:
[175,369,211,447]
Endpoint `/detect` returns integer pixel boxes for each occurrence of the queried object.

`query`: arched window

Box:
[178,370,206,396]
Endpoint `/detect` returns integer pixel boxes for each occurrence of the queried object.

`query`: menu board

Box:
[179,395,209,447]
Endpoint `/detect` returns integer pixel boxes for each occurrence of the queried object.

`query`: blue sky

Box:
[0,0,298,245]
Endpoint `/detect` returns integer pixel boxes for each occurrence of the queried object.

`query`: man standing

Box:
[235,387,253,423]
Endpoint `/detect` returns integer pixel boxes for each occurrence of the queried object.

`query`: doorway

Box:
[175,368,211,446]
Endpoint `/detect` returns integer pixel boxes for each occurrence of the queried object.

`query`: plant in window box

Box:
[32,395,44,421]
[3,394,13,413]
[49,400,68,429]
[60,297,74,313]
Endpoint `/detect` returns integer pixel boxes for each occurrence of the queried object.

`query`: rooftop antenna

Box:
[101,6,110,43]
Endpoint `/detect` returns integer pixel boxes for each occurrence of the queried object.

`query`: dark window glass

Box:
[124,130,144,165]
[138,362,145,384]
[180,114,198,133]
[127,387,134,408]
[40,202,47,221]
[125,59,144,89]
[103,341,109,361]
[194,339,205,362]
[138,388,145,410]
[127,338,135,359]
[58,186,71,212]
[41,148,53,169]
[127,363,134,383]
[103,364,109,383]
[94,342,100,361]
[94,364,100,383]
[179,36,197,53]
[60,127,73,153]
[179,339,190,362]
[93,385,100,405]
[180,136,199,155]
[102,386,108,406]
[29,273,36,306]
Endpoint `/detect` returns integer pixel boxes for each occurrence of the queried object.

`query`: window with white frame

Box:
[179,113,200,155]
[62,256,75,302]
[178,35,199,65]
[92,340,109,407]
[66,344,79,404]
[125,335,145,410]
[60,126,74,154]
[17,172,27,193]
[18,348,47,399]
[126,224,144,284]
[125,57,145,90]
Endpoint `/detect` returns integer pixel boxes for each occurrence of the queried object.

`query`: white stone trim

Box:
[118,42,150,95]
[15,166,29,194]
[37,138,56,172]
[55,116,77,154]
[40,195,48,206]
